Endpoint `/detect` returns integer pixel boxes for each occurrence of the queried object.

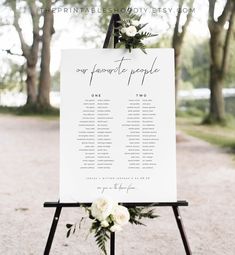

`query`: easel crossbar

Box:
[44,200,188,208]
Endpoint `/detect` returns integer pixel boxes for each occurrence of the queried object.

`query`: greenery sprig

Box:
[88,219,109,255]
[115,13,157,54]
[129,206,159,226]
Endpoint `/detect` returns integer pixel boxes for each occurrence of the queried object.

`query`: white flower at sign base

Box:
[100,220,109,228]
[67,196,158,255]
[120,27,127,34]
[112,205,130,226]
[125,25,137,37]
[91,198,114,221]
[110,224,122,232]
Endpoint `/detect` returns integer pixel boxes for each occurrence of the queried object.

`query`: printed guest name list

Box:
[60,49,177,203]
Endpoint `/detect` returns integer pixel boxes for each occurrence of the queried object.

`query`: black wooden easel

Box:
[43,14,192,255]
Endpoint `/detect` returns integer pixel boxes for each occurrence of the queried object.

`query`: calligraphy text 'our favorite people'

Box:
[75,57,160,86]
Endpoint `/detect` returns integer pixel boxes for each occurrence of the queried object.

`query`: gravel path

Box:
[0,114,234,255]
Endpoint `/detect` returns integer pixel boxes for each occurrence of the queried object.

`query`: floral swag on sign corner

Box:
[66,198,158,255]
[115,12,157,54]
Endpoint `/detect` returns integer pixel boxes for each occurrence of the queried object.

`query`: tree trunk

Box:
[208,26,225,122]
[174,45,182,104]
[26,62,37,105]
[209,65,225,122]
[37,1,54,109]
[172,0,193,107]
[9,0,40,108]
[207,0,235,124]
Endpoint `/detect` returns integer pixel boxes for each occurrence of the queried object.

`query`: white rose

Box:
[101,220,109,228]
[125,26,137,37]
[131,20,139,26]
[112,205,130,226]
[121,27,127,34]
[110,224,122,232]
[91,198,114,221]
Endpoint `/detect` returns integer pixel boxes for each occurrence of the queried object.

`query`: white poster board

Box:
[60,49,176,203]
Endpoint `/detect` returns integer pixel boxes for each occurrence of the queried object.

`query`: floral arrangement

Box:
[116,13,157,54]
[66,197,158,255]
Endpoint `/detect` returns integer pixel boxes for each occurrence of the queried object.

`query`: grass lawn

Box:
[177,116,235,154]
[0,105,59,120]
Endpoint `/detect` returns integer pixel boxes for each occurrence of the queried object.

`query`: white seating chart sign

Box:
[60,49,176,203]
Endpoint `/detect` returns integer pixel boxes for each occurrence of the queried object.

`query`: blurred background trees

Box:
[207,0,235,123]
[7,0,41,106]
[37,0,54,110]
[172,0,194,104]
[2,0,54,110]
[0,0,234,122]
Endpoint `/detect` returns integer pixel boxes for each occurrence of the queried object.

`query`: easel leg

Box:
[110,232,115,255]
[172,206,192,255]
[44,206,62,255]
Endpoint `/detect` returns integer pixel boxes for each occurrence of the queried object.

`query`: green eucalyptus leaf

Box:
[115,42,125,49]
[66,224,73,229]
[66,229,71,238]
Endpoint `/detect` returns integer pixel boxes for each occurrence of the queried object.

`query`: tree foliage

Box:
[99,0,131,32]
[0,58,24,91]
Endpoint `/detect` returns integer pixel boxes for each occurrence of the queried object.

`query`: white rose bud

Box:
[112,205,130,226]
[110,224,122,232]
[121,27,127,34]
[125,26,137,37]
[91,198,114,221]
[101,220,109,228]
[131,20,139,26]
